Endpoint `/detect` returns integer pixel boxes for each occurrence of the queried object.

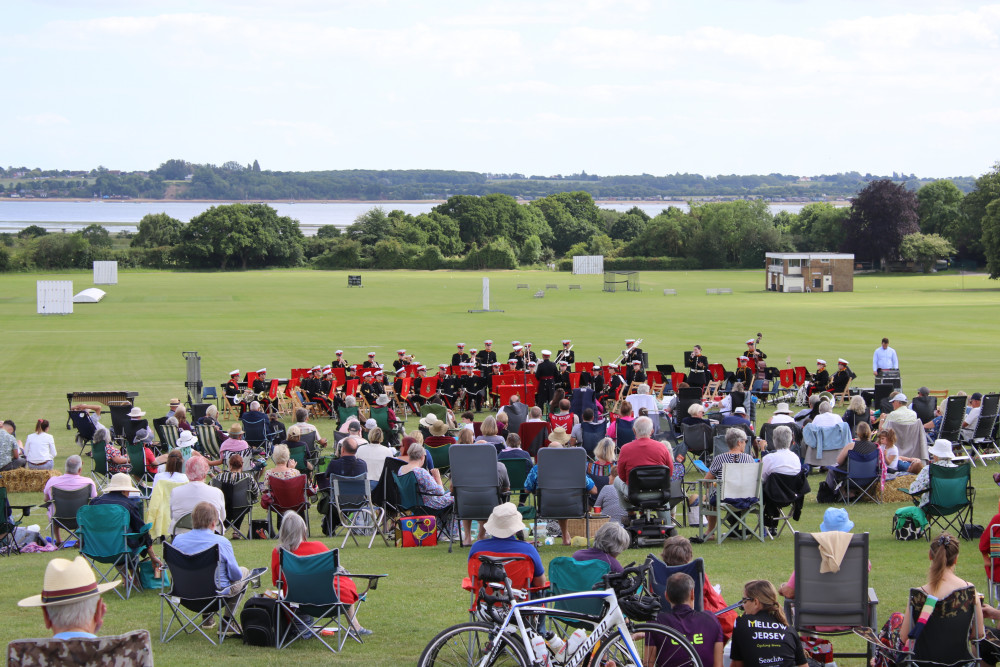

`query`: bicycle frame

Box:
[484,587,641,667]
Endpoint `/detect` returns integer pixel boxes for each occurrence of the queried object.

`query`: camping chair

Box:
[327,472,389,549]
[645,554,705,612]
[147,479,186,541]
[963,393,1000,466]
[937,395,968,457]
[547,556,612,630]
[989,523,1000,606]
[501,457,531,507]
[170,512,193,539]
[463,551,548,621]
[336,406,360,429]
[77,503,151,600]
[579,421,607,457]
[108,403,131,443]
[533,447,589,545]
[425,443,452,482]
[830,449,882,505]
[785,532,878,662]
[680,422,713,471]
[286,444,309,475]
[126,443,154,489]
[0,487,24,555]
[761,422,802,454]
[160,542,262,646]
[762,470,810,538]
[518,421,551,457]
[277,547,385,652]
[911,395,938,425]
[157,424,180,452]
[267,474,312,537]
[90,440,111,491]
[210,476,254,541]
[906,463,975,538]
[194,423,221,464]
[70,409,99,456]
[48,486,93,545]
[450,445,504,546]
[886,419,929,466]
[241,411,273,452]
[7,630,154,667]
[697,461,765,544]
[614,418,636,448]
[391,468,456,552]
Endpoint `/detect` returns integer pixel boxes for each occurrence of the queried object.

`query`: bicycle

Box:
[419,555,702,666]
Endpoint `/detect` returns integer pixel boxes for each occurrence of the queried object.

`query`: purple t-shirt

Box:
[653,604,724,667]
[572,548,624,574]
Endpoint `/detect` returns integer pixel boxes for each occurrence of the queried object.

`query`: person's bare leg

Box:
[559,519,571,545]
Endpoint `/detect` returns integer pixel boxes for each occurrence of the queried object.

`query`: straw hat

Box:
[104,473,140,495]
[168,398,181,408]
[127,407,145,418]
[429,419,450,436]
[228,423,244,437]
[548,427,570,445]
[773,402,792,415]
[483,502,524,539]
[18,556,119,607]
[930,439,955,460]
[419,413,439,428]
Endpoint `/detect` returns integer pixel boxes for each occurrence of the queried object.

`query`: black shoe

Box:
[690,536,705,544]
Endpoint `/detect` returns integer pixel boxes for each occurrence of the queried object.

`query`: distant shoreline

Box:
[0,197,852,207]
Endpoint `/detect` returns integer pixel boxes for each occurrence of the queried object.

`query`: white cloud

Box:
[17,113,70,126]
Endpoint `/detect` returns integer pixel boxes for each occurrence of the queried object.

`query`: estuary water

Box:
[0,200,815,236]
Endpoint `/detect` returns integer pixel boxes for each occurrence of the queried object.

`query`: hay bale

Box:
[0,468,59,493]
[879,474,917,503]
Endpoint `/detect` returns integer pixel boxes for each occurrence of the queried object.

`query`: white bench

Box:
[569,284,582,290]
[546,284,558,289]
[719,287,733,294]
[706,288,719,295]
[663,289,677,296]
[517,284,529,289]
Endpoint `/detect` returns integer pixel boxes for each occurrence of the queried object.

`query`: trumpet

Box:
[612,338,643,366]
[555,344,574,363]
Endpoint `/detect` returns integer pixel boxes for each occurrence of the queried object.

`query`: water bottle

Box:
[530,632,550,666]
[545,633,565,664]
[565,629,588,660]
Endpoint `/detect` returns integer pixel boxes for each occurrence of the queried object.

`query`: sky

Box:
[3,1,999,178]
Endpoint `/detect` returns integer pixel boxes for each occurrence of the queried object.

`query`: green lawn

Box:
[1,267,999,664]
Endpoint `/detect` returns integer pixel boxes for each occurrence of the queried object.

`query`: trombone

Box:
[612,338,643,366]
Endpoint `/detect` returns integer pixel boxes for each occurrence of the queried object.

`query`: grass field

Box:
[1,267,999,665]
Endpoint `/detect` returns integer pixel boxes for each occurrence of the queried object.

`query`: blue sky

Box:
[3,1,998,178]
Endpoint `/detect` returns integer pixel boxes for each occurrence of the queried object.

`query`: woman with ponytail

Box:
[24,418,56,470]
[730,579,807,667]
[897,532,984,659]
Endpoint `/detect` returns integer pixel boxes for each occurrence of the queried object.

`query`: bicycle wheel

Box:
[419,621,531,667]
[588,622,703,667]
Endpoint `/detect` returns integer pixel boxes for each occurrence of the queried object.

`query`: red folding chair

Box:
[569,373,581,390]
[518,422,551,457]
[575,362,595,374]
[266,475,312,535]
[462,551,548,618]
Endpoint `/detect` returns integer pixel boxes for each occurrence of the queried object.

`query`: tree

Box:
[519,235,542,265]
[252,159,261,173]
[609,212,647,242]
[152,159,191,180]
[17,225,48,239]
[842,179,920,268]
[960,162,1000,262]
[178,203,303,270]
[528,197,600,256]
[132,213,184,248]
[315,225,341,239]
[917,180,964,237]
[434,194,552,250]
[787,202,849,252]
[80,223,113,248]
[982,199,1000,279]
[345,207,392,247]
[899,233,955,272]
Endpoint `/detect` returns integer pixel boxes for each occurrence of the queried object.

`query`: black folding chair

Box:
[450,445,504,546]
[532,447,589,545]
[49,486,92,545]
[211,476,254,540]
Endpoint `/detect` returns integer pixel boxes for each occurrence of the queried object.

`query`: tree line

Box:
[0,159,979,200]
[3,166,999,275]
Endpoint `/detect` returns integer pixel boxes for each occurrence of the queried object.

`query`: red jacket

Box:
[617,437,673,483]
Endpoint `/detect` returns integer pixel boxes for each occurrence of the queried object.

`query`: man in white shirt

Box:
[356,439,394,486]
[961,392,983,440]
[810,401,843,428]
[872,337,899,378]
[769,403,796,425]
[170,456,225,534]
[626,384,659,417]
[761,426,801,481]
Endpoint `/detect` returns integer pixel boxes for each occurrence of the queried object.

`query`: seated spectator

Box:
[326,437,367,478]
[196,404,226,446]
[909,439,958,507]
[719,382,748,418]
[397,443,454,511]
[132,429,158,477]
[219,423,251,469]
[356,429,394,486]
[661,535,736,640]
[270,510,369,635]
[760,426,801,482]
[794,395,821,426]
[103,430,131,475]
[293,407,328,449]
[457,428,475,445]
[152,449,188,491]
[400,434,442,485]
[524,440,598,545]
[721,406,753,431]
[769,402,796,425]
[607,402,635,441]
[881,428,923,475]
[170,455,225,533]
[24,419,57,470]
[525,406,545,423]
[961,392,984,440]
[0,419,25,471]
[823,421,879,494]
[698,428,753,539]
[495,411,509,437]
[811,400,843,428]
[214,453,260,536]
[682,403,712,428]
[569,408,605,447]
[731,580,806,667]
[498,433,531,462]
[589,437,617,477]
[265,444,303,490]
[885,392,918,427]
[91,473,160,568]
[424,416,457,449]
[593,465,627,524]
[18,556,119,638]
[842,395,871,434]
[572,522,630,574]
[173,405,192,433]
[627,384,659,418]
[475,416,506,453]
[171,501,249,624]
[654,572,724,667]
[469,502,545,588]
[981,498,1000,591]
[615,417,674,521]
[43,455,98,544]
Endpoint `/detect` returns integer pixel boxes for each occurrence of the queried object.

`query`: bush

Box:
[556,256,700,272]
[411,245,445,270]
[465,239,518,270]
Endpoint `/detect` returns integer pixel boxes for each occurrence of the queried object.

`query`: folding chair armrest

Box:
[528,582,550,597]
[867,587,878,629]
[10,503,37,519]
[235,566,268,589]
[350,573,388,596]
[124,522,153,540]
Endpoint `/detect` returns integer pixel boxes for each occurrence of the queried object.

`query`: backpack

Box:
[240,595,279,646]
[893,506,927,541]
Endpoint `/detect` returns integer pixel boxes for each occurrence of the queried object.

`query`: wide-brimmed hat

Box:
[127,407,145,418]
[892,393,908,404]
[176,430,198,447]
[429,419,450,436]
[733,407,747,415]
[773,402,792,415]
[228,423,244,437]
[483,502,525,539]
[133,428,154,445]
[419,413,439,428]
[168,398,181,407]
[548,427,570,445]
[818,391,834,404]
[18,556,120,607]
[104,473,140,495]
[930,439,955,460]
[376,394,390,406]
[820,507,854,533]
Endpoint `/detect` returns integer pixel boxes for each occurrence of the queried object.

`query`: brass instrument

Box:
[555,344,574,363]
[232,389,255,405]
[612,338,643,366]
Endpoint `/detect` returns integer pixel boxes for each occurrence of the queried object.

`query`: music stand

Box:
[656,364,675,376]
[683,351,695,369]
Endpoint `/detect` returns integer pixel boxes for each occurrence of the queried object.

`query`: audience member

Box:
[961,392,984,440]
[24,419,57,470]
[0,419,25,471]
[661,535,736,639]
[43,455,97,544]
[170,455,226,533]
[524,441,597,545]
[593,465,627,524]
[654,572,724,667]
[908,439,958,507]
[357,429,395,487]
[881,428,923,475]
[468,503,545,588]
[572,522,630,574]
[214,453,261,535]
[760,426,801,482]
[91,473,160,568]
[152,449,188,490]
[730,580,806,667]
[18,556,119,639]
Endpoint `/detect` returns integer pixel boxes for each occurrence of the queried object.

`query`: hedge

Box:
[556,256,700,271]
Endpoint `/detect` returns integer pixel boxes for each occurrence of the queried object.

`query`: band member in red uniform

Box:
[555,360,572,393]
[224,369,247,416]
[625,359,646,388]
[331,350,348,369]
[407,365,428,412]
[363,352,379,369]
[745,338,767,381]
[252,368,272,413]
[733,356,754,387]
[556,339,575,366]
[535,350,558,410]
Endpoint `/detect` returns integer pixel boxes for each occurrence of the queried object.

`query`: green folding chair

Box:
[916,463,975,538]
[547,556,611,629]
[77,504,151,599]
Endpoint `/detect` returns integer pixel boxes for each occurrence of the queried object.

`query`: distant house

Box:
[765,252,854,293]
